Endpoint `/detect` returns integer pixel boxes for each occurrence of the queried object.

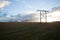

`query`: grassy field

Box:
[0,22,60,40]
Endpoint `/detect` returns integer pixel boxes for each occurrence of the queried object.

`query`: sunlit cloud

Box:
[0,0,11,10]
[21,7,60,22]
[0,0,60,22]
[47,11,60,22]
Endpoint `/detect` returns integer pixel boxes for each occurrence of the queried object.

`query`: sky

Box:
[0,0,60,22]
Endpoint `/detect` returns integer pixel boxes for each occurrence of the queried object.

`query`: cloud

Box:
[52,6,60,11]
[0,17,18,22]
[21,13,40,22]
[0,6,60,22]
[47,6,60,22]
[47,11,60,22]
[0,0,11,10]
[21,6,60,22]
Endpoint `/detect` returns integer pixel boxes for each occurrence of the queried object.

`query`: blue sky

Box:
[0,0,60,16]
[2,0,60,15]
[0,0,60,22]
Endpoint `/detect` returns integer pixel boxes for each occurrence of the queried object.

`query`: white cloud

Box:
[0,6,60,22]
[46,7,60,22]
[21,7,60,22]
[0,0,11,10]
[47,11,60,22]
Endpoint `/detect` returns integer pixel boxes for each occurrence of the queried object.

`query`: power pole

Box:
[37,10,48,23]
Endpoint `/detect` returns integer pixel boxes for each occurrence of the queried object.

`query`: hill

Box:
[0,22,60,40]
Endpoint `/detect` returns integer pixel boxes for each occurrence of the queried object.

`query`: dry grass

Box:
[0,22,60,40]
